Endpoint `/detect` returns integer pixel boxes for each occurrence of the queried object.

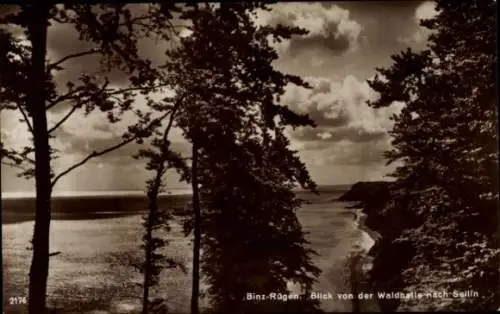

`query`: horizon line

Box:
[1,189,193,199]
[1,183,361,199]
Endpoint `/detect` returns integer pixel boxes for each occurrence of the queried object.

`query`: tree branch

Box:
[0,161,29,171]
[16,103,34,134]
[162,95,183,144]
[48,104,79,134]
[46,84,166,111]
[50,138,135,188]
[106,85,166,97]
[47,48,101,72]
[46,86,86,110]
[48,81,110,134]
[118,14,151,27]
[50,111,172,188]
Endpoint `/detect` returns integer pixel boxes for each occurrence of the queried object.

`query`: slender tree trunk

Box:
[27,5,52,314]
[141,103,180,314]
[190,141,201,314]
[142,190,157,314]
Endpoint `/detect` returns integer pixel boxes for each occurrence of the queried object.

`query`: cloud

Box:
[268,2,430,91]
[281,74,405,183]
[415,1,439,20]
[50,121,190,191]
[1,119,190,193]
[298,136,400,184]
[283,75,403,145]
[329,138,390,166]
[53,123,190,162]
[397,1,438,45]
[257,3,362,56]
[0,110,31,150]
[294,126,386,144]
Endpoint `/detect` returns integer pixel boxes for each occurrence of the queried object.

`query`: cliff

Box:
[337,181,391,204]
[337,182,395,234]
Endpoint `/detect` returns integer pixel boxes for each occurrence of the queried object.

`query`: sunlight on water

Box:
[2,192,375,313]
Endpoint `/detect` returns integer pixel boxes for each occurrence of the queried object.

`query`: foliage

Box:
[133,96,189,314]
[0,4,181,313]
[165,3,322,313]
[367,0,498,311]
[0,4,181,184]
[132,61,198,311]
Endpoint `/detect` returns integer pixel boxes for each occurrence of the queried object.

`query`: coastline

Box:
[355,208,382,244]
[350,207,382,312]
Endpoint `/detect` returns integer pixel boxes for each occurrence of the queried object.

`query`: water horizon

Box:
[1,188,194,199]
[1,184,355,199]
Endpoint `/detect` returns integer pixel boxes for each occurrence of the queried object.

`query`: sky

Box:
[0,1,438,194]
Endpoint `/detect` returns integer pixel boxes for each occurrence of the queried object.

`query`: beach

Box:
[355,209,382,245]
[349,208,382,312]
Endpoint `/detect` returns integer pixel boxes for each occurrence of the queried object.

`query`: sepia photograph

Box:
[1,1,498,314]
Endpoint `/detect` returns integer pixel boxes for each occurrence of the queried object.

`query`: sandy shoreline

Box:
[350,207,382,312]
[355,209,382,243]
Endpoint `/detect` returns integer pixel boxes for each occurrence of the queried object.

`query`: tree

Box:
[164,3,322,313]
[134,94,189,314]
[367,0,498,311]
[0,4,180,313]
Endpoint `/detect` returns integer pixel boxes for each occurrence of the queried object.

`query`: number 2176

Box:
[9,296,27,305]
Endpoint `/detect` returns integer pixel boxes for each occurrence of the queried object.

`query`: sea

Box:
[1,186,378,313]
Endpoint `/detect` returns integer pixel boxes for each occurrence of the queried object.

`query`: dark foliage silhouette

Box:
[134,95,189,313]
[164,3,323,314]
[365,0,498,311]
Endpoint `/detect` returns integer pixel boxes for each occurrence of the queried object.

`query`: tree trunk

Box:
[190,141,201,314]
[27,5,52,314]
[142,191,157,314]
